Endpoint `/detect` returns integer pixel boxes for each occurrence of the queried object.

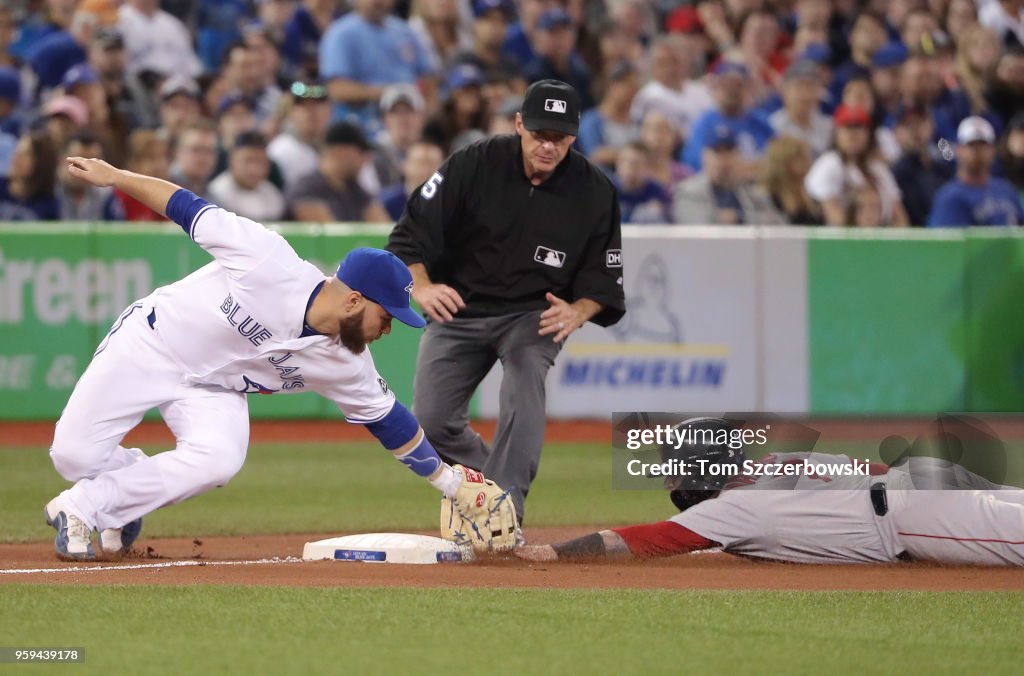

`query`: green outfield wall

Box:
[2,224,1023,419]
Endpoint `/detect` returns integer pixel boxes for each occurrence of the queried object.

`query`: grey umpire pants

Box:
[413,310,562,521]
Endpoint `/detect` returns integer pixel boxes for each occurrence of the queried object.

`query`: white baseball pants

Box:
[49,302,249,531]
[887,464,1024,566]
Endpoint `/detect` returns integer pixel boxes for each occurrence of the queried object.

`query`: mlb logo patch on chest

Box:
[535,246,566,268]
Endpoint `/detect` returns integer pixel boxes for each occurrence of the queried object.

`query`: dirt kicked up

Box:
[2,527,1023,591]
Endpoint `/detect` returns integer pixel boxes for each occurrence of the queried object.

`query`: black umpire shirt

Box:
[387,134,626,327]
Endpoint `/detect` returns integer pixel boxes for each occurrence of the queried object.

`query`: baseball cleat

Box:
[99,517,143,556]
[44,496,95,561]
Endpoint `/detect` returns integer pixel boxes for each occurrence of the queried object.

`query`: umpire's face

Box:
[515,112,575,180]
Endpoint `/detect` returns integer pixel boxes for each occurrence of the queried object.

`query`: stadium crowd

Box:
[0,0,1022,226]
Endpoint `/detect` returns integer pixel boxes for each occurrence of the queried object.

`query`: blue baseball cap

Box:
[445,63,485,91]
[872,42,909,69]
[798,43,831,65]
[61,63,98,90]
[473,0,515,19]
[537,8,572,31]
[711,60,749,78]
[336,248,426,329]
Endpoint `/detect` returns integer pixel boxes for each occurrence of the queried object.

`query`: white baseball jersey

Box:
[147,203,395,423]
[50,201,400,532]
[671,453,1024,566]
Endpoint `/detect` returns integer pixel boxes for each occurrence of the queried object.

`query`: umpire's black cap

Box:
[521,79,580,137]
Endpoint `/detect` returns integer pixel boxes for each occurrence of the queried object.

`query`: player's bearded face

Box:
[337,306,367,353]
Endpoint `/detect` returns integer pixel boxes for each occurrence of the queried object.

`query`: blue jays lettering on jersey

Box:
[220,294,273,346]
[147,194,395,423]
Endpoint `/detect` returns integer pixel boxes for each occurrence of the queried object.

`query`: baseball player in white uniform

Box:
[516,418,1024,566]
[43,157,497,560]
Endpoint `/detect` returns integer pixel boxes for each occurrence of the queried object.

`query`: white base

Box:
[302,533,472,564]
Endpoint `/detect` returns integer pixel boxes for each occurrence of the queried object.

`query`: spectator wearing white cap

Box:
[373,83,428,189]
[157,76,202,139]
[769,59,833,158]
[928,116,1024,226]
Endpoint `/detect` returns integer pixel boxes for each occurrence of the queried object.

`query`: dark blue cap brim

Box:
[385,304,427,329]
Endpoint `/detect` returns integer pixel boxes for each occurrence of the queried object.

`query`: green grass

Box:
[0,442,670,542]
[0,586,1021,675]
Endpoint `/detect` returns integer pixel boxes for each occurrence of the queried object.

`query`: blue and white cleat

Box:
[44,496,95,561]
[99,517,143,556]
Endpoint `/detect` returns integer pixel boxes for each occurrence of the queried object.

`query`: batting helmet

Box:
[660,417,746,511]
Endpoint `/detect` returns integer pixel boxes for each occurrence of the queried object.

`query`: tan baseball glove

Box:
[440,465,519,552]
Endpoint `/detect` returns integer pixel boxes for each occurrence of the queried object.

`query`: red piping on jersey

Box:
[611,521,717,558]
[898,532,1024,545]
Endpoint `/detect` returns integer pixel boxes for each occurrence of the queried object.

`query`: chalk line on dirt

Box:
[0,556,304,575]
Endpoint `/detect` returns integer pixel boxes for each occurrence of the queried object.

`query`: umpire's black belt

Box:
[870,482,888,516]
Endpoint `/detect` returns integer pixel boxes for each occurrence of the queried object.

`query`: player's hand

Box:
[66,156,120,188]
[412,282,465,323]
[514,544,557,562]
[539,292,585,343]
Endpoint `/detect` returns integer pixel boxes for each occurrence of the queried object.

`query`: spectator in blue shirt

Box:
[928,116,1024,227]
[319,0,437,133]
[682,61,775,177]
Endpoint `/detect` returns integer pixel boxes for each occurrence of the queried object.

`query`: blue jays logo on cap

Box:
[336,248,426,328]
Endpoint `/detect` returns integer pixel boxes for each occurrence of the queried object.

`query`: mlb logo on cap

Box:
[521,79,581,136]
[544,99,567,113]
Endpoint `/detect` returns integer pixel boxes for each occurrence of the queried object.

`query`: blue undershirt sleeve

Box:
[166,189,213,239]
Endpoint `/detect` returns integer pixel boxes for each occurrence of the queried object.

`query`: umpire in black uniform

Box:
[387,79,625,522]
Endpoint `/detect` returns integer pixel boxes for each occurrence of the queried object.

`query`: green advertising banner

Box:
[0,223,420,420]
[808,230,1024,414]
[6,225,1024,420]
[808,235,968,414]
[963,231,1024,411]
